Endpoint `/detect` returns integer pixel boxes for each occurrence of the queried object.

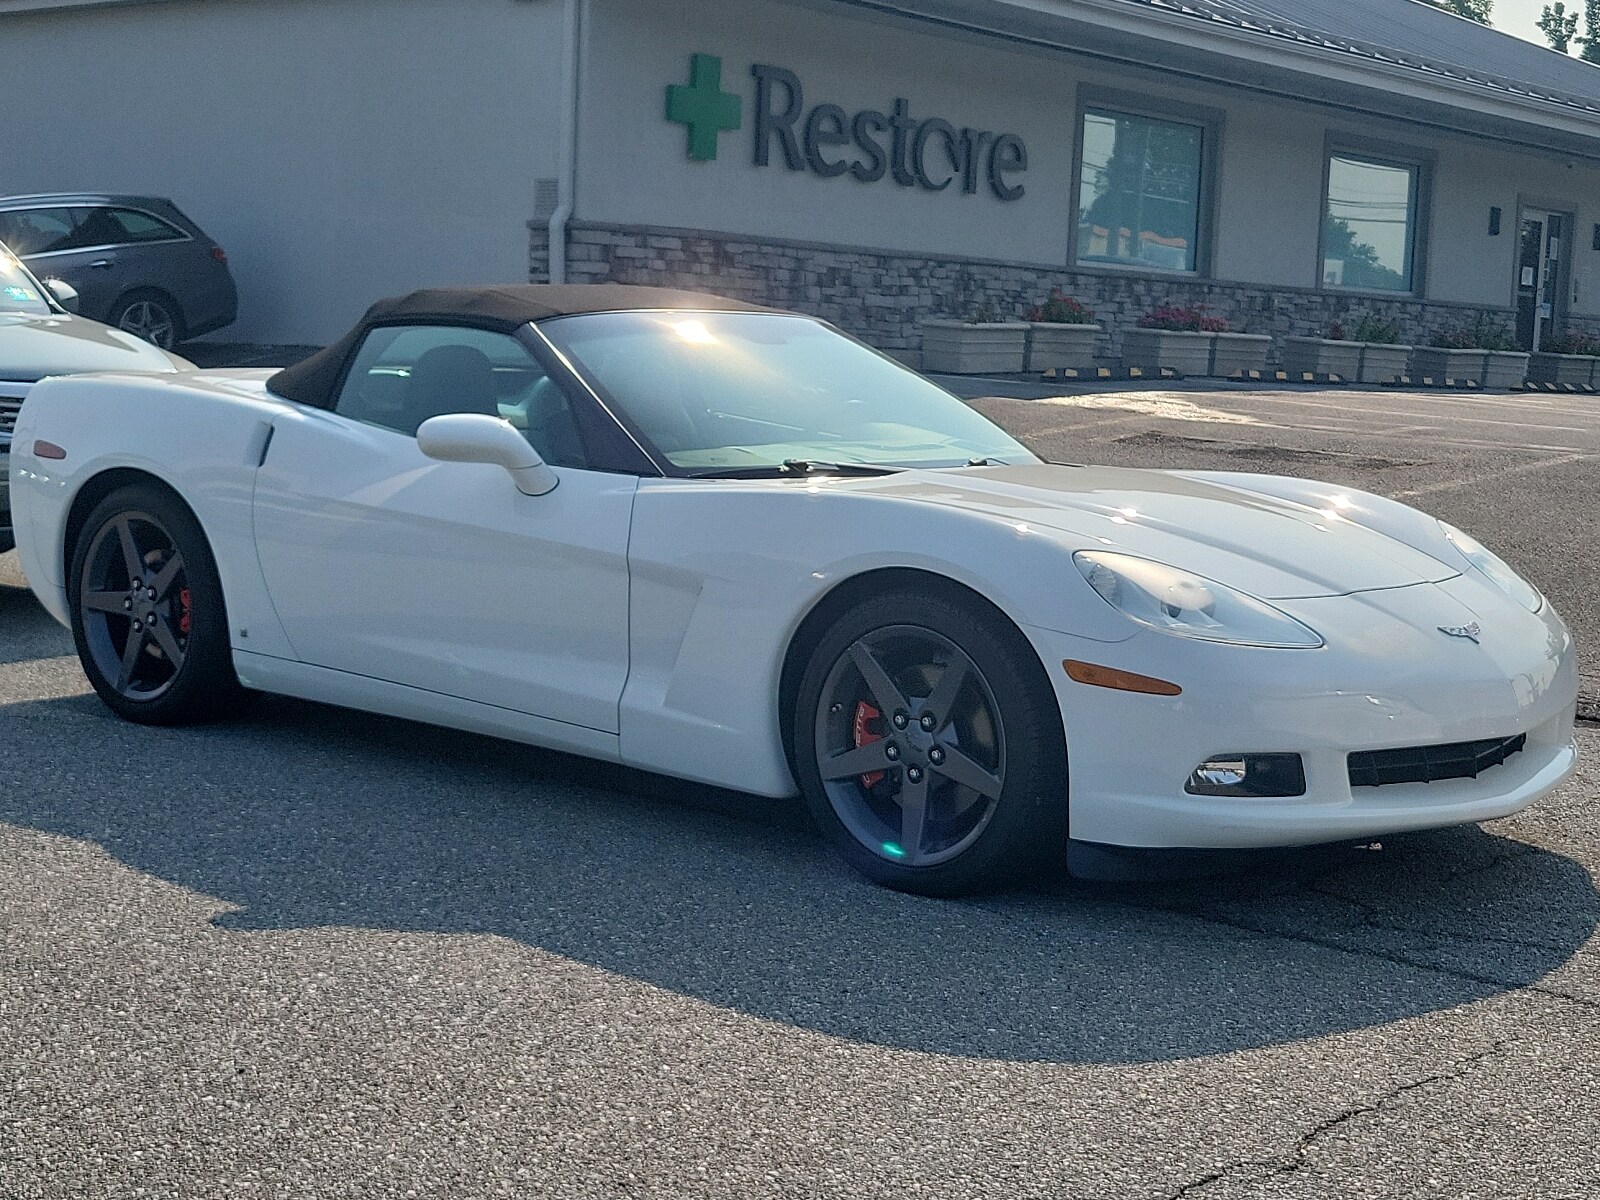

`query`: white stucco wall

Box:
[1,0,566,343]
[578,0,1074,265]
[581,0,1600,318]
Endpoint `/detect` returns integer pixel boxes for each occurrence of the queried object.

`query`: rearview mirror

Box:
[45,278,80,313]
[417,413,559,496]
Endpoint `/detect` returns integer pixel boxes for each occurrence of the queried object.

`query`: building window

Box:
[1076,109,1204,273]
[1322,154,1418,293]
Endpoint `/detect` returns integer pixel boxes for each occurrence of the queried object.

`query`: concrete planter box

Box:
[921,320,1028,374]
[1527,351,1595,386]
[1483,351,1530,390]
[1411,348,1486,382]
[1356,343,1412,384]
[1281,337,1362,379]
[1121,328,1213,376]
[1026,322,1101,373]
[1208,332,1271,376]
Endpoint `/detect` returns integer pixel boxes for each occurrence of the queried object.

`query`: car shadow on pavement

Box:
[2,690,1595,1066]
[0,575,73,667]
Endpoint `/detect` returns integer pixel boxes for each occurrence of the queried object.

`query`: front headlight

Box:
[1074,552,1324,648]
[1438,521,1543,613]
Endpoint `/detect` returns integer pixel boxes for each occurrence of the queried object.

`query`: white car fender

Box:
[619,477,1132,796]
[11,371,296,659]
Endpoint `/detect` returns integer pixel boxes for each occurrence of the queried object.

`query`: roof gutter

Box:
[547,0,584,285]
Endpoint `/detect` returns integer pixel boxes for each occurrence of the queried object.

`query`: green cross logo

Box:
[666,53,742,162]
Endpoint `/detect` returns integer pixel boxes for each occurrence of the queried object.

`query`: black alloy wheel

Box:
[70,484,245,725]
[793,586,1066,895]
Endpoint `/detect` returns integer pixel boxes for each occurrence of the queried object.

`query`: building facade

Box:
[7,0,1600,362]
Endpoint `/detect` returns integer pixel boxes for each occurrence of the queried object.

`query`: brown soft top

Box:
[266,284,783,409]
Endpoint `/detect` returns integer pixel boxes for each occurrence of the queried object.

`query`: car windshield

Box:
[0,246,52,316]
[537,311,1034,472]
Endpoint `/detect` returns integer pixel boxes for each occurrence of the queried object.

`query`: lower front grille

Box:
[0,384,28,440]
[1348,734,1527,788]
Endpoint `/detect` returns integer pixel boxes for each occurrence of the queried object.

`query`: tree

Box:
[1420,0,1493,23]
[1580,0,1600,61]
[1540,1,1579,50]
[1322,217,1406,292]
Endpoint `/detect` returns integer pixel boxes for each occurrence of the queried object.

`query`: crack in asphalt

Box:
[1116,896,1600,1014]
[1160,1041,1508,1198]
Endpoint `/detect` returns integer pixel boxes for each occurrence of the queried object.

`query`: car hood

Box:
[0,312,192,382]
[873,463,1459,599]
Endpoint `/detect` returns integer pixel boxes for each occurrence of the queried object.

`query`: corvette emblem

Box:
[1438,622,1482,644]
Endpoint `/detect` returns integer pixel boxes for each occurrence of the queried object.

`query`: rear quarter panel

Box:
[11,371,293,657]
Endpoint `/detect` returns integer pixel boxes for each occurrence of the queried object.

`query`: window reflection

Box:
[1323,155,1416,292]
[1077,110,1203,273]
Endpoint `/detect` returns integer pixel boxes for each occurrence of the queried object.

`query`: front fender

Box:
[619,478,1129,797]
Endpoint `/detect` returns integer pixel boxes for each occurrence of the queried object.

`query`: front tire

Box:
[792,586,1067,895]
[69,484,245,725]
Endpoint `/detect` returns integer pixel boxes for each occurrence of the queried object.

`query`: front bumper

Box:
[1027,576,1580,850]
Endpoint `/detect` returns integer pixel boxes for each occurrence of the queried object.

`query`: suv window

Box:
[334,325,587,468]
[70,206,186,249]
[0,208,78,255]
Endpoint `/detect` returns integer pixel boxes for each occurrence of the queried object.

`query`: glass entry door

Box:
[1516,211,1567,350]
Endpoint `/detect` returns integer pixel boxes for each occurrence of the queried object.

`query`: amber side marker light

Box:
[33,440,66,461]
[1063,659,1182,696]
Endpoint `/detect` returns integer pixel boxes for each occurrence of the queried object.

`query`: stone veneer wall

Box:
[533,221,1538,368]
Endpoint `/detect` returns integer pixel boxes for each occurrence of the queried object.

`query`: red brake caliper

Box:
[178,588,193,636]
[852,701,886,788]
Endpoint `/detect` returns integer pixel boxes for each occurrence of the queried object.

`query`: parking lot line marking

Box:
[1222,394,1594,436]
[1392,452,1593,499]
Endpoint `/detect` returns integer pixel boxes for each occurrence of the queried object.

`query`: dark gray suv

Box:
[0,194,237,349]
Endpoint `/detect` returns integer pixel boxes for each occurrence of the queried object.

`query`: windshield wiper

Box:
[684,460,906,479]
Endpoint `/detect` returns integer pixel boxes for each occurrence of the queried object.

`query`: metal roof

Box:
[1132,0,1600,115]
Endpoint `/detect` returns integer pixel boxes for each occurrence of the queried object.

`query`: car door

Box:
[0,206,121,318]
[252,323,636,734]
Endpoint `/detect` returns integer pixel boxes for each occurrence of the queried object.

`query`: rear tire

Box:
[69,483,246,725]
[110,290,185,349]
[792,585,1066,896]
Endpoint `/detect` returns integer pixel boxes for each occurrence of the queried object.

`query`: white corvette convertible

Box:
[9,285,1578,892]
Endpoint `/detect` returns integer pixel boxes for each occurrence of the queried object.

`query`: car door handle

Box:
[87,259,116,269]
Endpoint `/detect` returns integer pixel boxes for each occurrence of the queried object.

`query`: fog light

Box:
[1185,753,1306,798]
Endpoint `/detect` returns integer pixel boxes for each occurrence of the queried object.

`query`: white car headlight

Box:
[1073,551,1324,649]
[1439,521,1543,613]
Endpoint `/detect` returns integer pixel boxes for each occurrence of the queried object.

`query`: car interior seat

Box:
[404,344,501,435]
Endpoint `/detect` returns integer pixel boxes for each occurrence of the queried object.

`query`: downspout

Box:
[547,0,583,284]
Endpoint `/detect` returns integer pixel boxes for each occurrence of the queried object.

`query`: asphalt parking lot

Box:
[3,382,1599,1198]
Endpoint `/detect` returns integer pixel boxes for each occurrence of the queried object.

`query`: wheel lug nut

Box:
[123,599,132,610]
[884,744,900,761]
[907,766,924,783]
[131,620,142,632]
[929,747,945,765]
[148,588,158,601]
[920,713,937,731]
[893,712,909,729]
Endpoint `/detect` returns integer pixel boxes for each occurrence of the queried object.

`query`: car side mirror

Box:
[416,413,559,496]
[45,278,80,313]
